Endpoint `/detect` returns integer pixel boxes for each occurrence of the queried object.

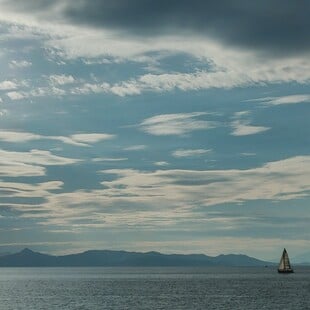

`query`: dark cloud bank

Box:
[6,0,310,55]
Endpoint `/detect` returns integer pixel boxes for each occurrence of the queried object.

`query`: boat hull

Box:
[278,269,294,273]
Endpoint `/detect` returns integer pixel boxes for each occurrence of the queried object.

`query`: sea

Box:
[0,267,309,309]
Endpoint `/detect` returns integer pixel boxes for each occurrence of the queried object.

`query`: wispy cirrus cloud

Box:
[230,110,270,136]
[25,155,310,228]
[172,149,211,158]
[0,131,41,143]
[0,149,80,166]
[99,156,310,208]
[251,94,310,106]
[140,112,217,136]
[0,149,80,177]
[231,120,270,136]
[0,131,115,146]
[92,157,127,162]
[0,161,45,177]
[70,133,115,144]
[0,180,63,199]
[154,161,169,166]
[123,145,147,151]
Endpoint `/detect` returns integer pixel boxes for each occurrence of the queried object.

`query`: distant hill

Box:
[212,254,270,266]
[0,248,273,267]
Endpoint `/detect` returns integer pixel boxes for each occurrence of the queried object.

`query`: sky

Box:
[0,0,309,261]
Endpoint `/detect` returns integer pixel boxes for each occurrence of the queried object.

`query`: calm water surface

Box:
[0,267,309,309]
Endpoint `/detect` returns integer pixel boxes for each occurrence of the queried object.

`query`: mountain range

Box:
[0,248,274,267]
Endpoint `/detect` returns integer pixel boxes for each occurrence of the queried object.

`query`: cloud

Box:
[0,180,63,199]
[230,111,270,136]
[69,1,310,55]
[231,120,270,136]
[68,60,310,96]
[0,80,18,90]
[0,131,42,142]
[123,145,147,151]
[4,155,310,233]
[3,0,309,56]
[99,156,310,208]
[154,161,169,166]
[0,179,64,224]
[92,157,127,162]
[57,55,310,97]
[140,112,216,136]
[0,162,45,177]
[0,15,309,98]
[49,74,75,86]
[6,87,67,101]
[71,82,110,95]
[70,133,115,144]
[0,149,80,177]
[0,109,8,117]
[0,149,80,166]
[9,60,32,69]
[172,149,211,158]
[0,131,115,146]
[6,91,26,100]
[252,94,310,106]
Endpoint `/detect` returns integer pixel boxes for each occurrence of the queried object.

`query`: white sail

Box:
[278,255,285,270]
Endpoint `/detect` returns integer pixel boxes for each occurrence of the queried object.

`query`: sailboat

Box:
[278,248,294,273]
